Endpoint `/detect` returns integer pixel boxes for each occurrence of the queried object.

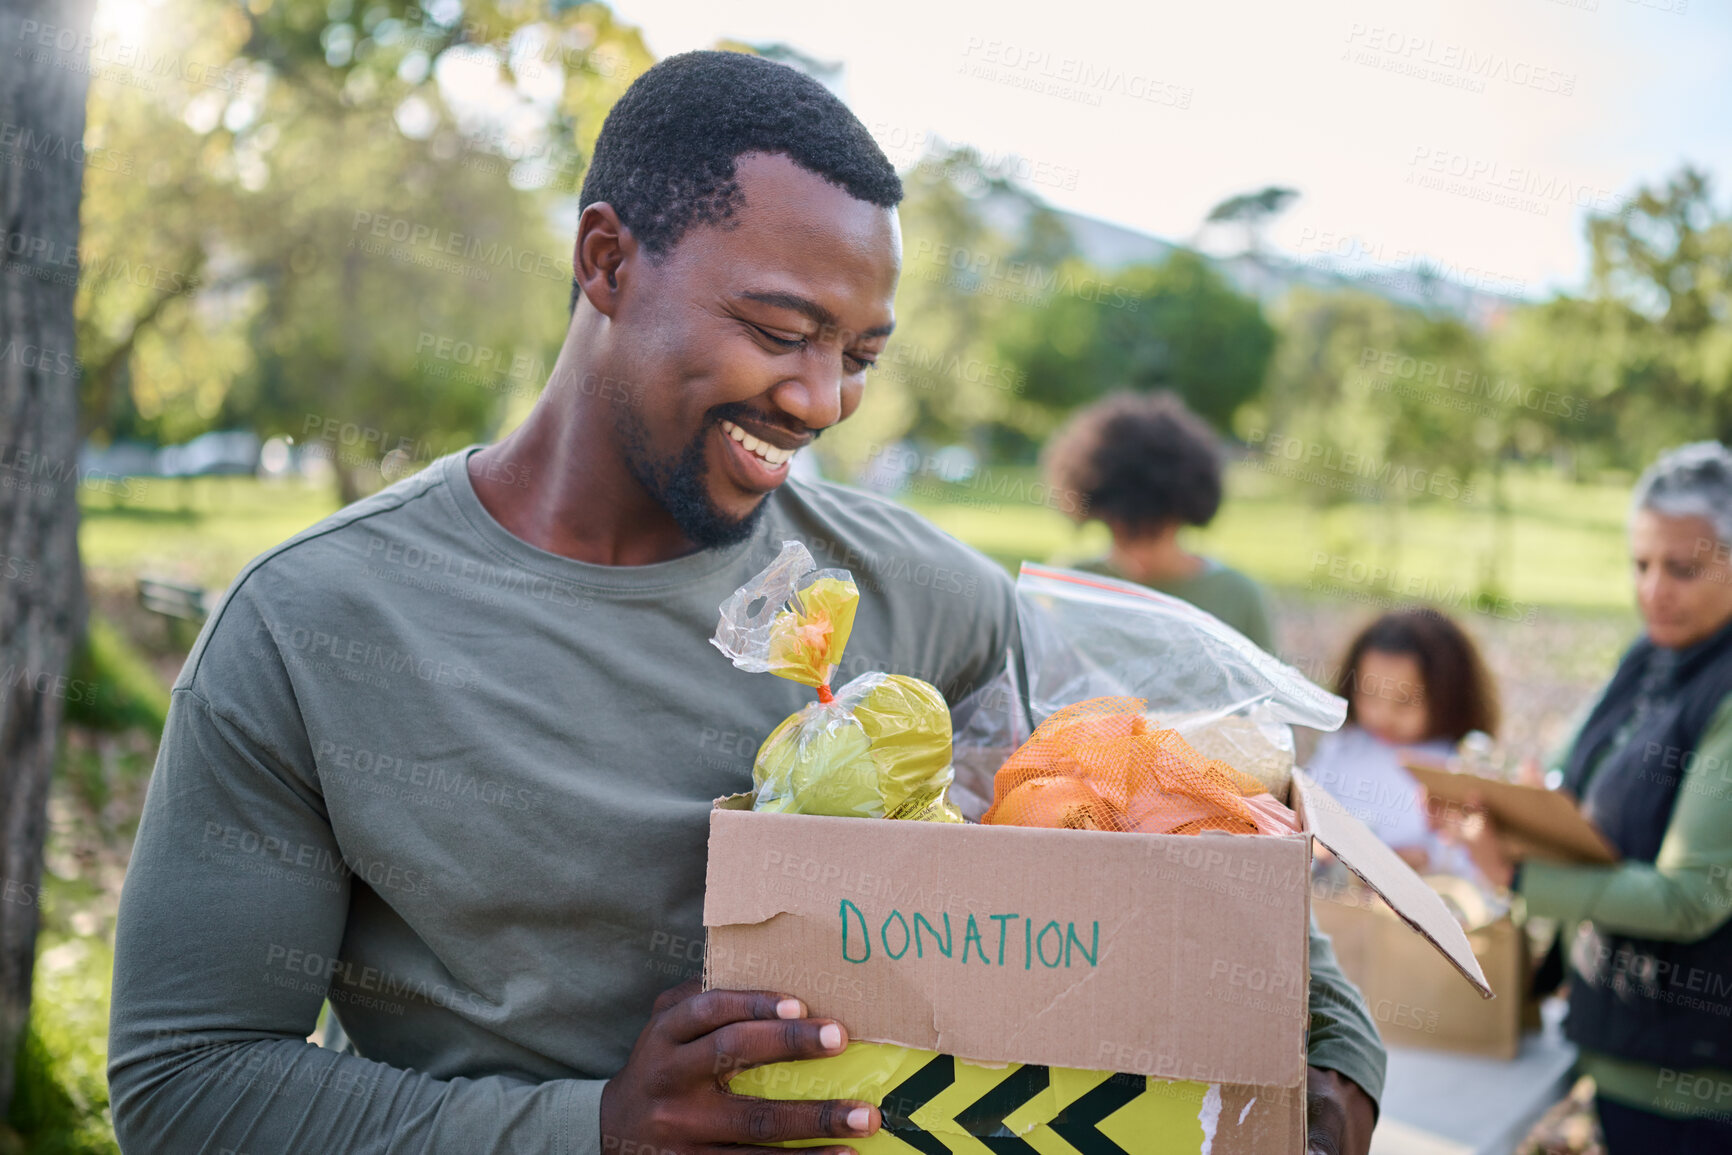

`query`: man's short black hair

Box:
[1043,391,1224,532]
[572,50,904,312]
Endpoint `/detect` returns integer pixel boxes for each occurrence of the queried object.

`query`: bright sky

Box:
[610,0,1731,300]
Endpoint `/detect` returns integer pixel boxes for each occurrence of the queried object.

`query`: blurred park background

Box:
[3,0,1732,1149]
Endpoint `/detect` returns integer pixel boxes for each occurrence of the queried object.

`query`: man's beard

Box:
[614,403,768,550]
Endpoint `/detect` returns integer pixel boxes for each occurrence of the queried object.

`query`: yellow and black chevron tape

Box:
[730,1042,1215,1155]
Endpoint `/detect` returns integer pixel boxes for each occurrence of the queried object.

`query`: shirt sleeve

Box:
[1239,579,1277,655]
[1518,695,1732,943]
[1304,912,1387,1116]
[107,685,605,1155]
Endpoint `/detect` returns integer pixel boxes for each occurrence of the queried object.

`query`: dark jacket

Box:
[1559,618,1732,1068]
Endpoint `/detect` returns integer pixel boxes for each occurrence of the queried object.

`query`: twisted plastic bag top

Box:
[712,540,858,695]
[980,696,1298,836]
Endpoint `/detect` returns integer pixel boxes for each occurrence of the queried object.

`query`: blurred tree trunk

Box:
[0,0,96,1125]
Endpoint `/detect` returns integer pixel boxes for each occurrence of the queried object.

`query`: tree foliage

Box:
[996,249,1276,435]
[1493,165,1732,471]
[76,0,654,497]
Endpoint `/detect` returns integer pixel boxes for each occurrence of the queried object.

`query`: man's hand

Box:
[600,978,880,1155]
[1306,1066,1376,1155]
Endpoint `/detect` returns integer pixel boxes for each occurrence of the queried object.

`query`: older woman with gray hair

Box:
[1450,441,1732,1153]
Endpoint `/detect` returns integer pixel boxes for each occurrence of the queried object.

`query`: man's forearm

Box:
[109,1034,602,1155]
[109,687,607,1154]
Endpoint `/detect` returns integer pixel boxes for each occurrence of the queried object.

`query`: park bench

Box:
[137,576,211,624]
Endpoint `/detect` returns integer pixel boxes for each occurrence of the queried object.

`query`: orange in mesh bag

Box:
[980,696,1299,835]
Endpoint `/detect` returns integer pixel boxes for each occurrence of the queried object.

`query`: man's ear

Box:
[574,202,632,317]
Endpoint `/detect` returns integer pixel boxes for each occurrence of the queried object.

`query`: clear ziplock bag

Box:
[954,563,1346,812]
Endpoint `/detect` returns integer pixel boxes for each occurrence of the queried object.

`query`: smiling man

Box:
[108,51,1381,1155]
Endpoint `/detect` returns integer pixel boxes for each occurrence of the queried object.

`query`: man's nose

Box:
[769,352,846,432]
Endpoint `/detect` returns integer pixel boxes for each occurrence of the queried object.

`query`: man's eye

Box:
[754,326,804,350]
[845,353,877,373]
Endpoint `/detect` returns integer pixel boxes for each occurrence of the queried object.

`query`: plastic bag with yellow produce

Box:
[711,541,962,821]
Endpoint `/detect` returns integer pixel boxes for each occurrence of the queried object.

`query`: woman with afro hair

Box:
[1045,390,1275,650]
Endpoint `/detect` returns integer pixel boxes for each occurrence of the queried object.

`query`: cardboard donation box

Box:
[704,771,1491,1155]
[1313,884,1528,1060]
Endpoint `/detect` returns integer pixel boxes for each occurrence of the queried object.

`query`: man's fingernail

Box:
[776,998,804,1020]
[820,1023,843,1049]
[848,1106,871,1132]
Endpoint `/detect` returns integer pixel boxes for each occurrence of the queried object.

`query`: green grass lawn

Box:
[78,475,342,590]
[77,463,1637,612]
[904,462,1634,612]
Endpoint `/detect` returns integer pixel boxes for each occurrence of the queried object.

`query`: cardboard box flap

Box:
[1292,769,1492,999]
[1404,763,1619,865]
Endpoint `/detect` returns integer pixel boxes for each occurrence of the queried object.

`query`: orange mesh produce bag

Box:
[980,696,1299,836]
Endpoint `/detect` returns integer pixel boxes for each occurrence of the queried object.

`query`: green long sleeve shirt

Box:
[1520,692,1732,1117]
[108,448,1384,1153]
